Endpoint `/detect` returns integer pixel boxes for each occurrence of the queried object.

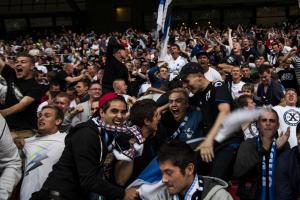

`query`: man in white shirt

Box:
[20,105,66,200]
[196,51,222,82]
[273,88,300,147]
[167,44,188,81]
[228,66,245,99]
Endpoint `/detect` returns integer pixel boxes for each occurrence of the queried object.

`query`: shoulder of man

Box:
[212,81,225,88]
[201,176,232,200]
[67,119,99,139]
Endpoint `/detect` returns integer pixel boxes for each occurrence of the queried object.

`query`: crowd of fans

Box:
[0,22,300,200]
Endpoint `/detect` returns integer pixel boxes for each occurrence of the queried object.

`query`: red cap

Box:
[98,92,118,108]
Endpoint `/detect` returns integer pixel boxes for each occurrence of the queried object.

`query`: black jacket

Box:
[102,56,129,93]
[41,120,125,200]
[256,80,284,106]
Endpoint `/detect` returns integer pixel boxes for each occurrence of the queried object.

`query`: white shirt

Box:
[138,83,151,96]
[230,81,245,99]
[168,56,188,81]
[273,105,300,147]
[20,131,66,200]
[204,67,223,82]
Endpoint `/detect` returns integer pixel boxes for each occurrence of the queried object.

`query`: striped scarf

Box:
[92,117,145,160]
[257,136,276,200]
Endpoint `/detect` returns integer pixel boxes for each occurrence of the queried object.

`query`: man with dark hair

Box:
[268,42,283,67]
[168,43,188,81]
[241,65,255,84]
[75,79,90,103]
[178,62,241,181]
[241,38,257,62]
[31,92,142,200]
[282,46,300,91]
[129,99,160,134]
[125,99,161,184]
[0,53,44,137]
[71,81,102,127]
[256,64,284,106]
[20,105,66,200]
[157,140,232,200]
[276,122,300,200]
[196,51,222,82]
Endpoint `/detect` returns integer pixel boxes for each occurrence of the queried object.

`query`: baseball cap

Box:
[177,62,204,80]
[92,92,119,118]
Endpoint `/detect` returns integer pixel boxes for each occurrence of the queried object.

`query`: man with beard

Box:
[178,62,242,182]
[0,53,44,137]
[31,92,142,200]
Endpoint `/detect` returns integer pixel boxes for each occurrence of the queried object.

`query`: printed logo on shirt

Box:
[249,121,259,137]
[283,109,300,126]
[184,128,194,139]
[214,82,223,87]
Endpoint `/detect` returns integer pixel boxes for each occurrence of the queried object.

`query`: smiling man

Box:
[0,53,44,135]
[31,92,142,200]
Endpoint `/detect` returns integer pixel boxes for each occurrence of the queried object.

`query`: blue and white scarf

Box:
[172,175,204,200]
[170,108,202,143]
[256,136,276,200]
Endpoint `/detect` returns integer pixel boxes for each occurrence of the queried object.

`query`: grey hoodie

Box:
[154,175,233,200]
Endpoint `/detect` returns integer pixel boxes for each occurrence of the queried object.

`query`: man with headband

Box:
[31,92,143,200]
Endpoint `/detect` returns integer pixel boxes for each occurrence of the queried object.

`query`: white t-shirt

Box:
[168,56,188,81]
[20,132,66,200]
[273,105,300,148]
[204,67,223,82]
[230,81,245,99]
[138,83,151,96]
